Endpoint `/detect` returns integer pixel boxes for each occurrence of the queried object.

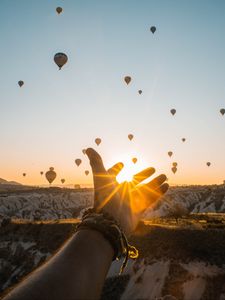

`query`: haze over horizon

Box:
[1,0,225,186]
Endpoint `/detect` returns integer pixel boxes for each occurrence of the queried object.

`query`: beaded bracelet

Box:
[76,208,139,274]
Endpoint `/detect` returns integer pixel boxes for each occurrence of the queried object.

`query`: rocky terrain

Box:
[0,185,225,299]
[0,185,225,222]
[145,185,225,218]
[0,187,93,220]
[1,221,225,299]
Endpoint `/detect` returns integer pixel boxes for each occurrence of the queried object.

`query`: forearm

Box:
[4,229,114,300]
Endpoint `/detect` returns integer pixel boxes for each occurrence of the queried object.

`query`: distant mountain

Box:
[0,178,21,185]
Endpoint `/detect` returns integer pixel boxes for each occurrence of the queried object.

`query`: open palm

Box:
[86,148,169,235]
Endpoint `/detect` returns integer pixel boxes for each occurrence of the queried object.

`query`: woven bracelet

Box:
[76,209,139,274]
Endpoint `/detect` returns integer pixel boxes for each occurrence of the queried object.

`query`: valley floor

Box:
[1,219,225,299]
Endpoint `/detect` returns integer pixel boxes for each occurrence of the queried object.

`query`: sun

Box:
[108,152,146,183]
[116,167,134,183]
[116,158,141,183]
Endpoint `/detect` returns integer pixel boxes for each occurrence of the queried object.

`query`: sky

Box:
[0,0,225,186]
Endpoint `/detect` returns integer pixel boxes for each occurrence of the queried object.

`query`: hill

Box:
[0,178,21,186]
[0,187,93,219]
[0,185,225,221]
[146,185,225,218]
[1,220,225,299]
[1,185,225,299]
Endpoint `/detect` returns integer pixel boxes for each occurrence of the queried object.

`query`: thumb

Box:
[86,148,106,174]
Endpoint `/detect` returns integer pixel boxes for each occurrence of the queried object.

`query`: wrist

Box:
[76,209,139,274]
[73,229,114,260]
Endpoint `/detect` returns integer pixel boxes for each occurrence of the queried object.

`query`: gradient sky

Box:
[0,0,225,186]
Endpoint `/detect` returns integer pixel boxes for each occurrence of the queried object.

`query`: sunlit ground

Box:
[13,219,80,224]
[11,214,225,230]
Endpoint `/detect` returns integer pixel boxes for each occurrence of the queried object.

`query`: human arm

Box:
[3,229,113,300]
[3,148,168,300]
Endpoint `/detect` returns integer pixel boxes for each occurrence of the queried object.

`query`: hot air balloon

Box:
[45,167,57,184]
[171,167,177,174]
[132,157,137,164]
[172,162,178,167]
[124,76,131,85]
[82,149,86,155]
[75,159,82,167]
[168,151,173,157]
[206,162,211,167]
[182,138,186,142]
[54,53,68,70]
[138,90,142,95]
[23,173,26,177]
[220,108,225,116]
[150,26,156,34]
[40,171,44,175]
[18,81,24,87]
[128,134,134,141]
[170,109,176,116]
[56,7,63,14]
[85,170,89,176]
[61,179,65,184]
[95,138,101,146]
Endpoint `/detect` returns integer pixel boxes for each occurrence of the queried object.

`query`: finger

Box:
[132,167,155,185]
[86,148,106,174]
[158,183,169,194]
[107,162,124,177]
[144,174,167,189]
[135,176,168,215]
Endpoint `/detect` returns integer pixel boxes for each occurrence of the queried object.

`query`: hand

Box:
[86,148,169,235]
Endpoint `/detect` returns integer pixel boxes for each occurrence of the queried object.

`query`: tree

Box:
[168,203,189,224]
